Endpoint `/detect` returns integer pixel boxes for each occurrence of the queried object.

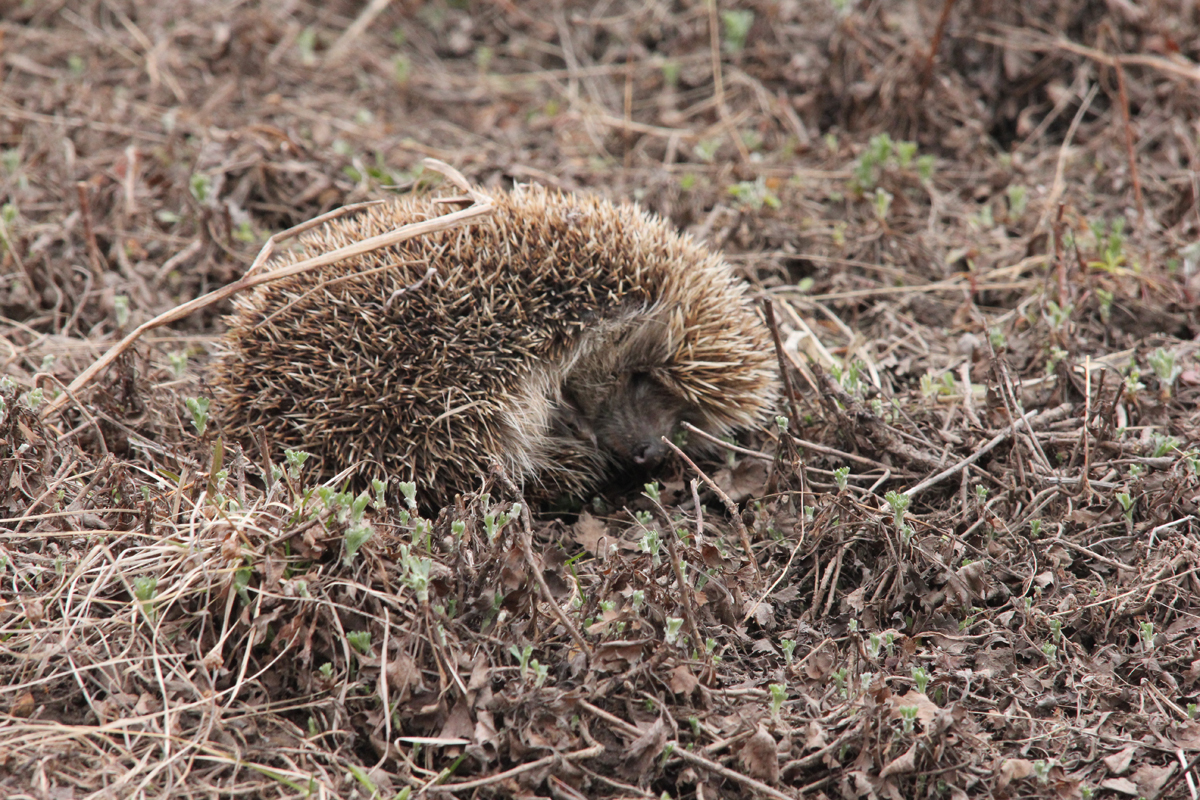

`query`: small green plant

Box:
[189,173,212,204]
[780,638,796,664]
[510,644,533,678]
[912,666,930,694]
[631,590,644,611]
[1044,300,1073,331]
[284,449,311,479]
[1150,433,1180,458]
[639,528,662,564]
[1096,288,1114,324]
[644,482,661,503]
[1148,347,1183,396]
[1187,703,1197,720]
[346,630,371,655]
[884,491,909,528]
[343,524,373,565]
[1033,760,1050,784]
[1050,619,1062,642]
[776,415,789,434]
[833,466,850,492]
[113,295,130,328]
[1042,642,1057,664]
[832,667,848,697]
[1029,519,1042,538]
[920,370,955,398]
[1006,184,1028,218]
[185,396,210,435]
[296,26,318,65]
[1125,366,1146,397]
[988,326,1007,349]
[872,187,892,222]
[727,177,780,210]
[1088,217,1126,273]
[21,387,43,409]
[664,617,684,646]
[1140,621,1155,651]
[974,485,989,503]
[899,705,918,734]
[483,504,519,543]
[720,9,754,52]
[168,351,188,379]
[768,683,787,716]
[317,662,334,680]
[866,633,882,660]
[133,576,158,623]
[1115,492,1134,522]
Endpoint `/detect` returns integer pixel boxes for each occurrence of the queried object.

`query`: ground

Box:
[2,1,1200,798]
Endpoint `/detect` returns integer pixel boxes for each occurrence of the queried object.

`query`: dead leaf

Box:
[997,758,1034,791]
[11,691,35,717]
[1131,762,1175,796]
[1098,777,1139,795]
[668,664,699,695]
[572,511,610,556]
[625,716,667,775]
[740,726,779,784]
[1103,746,1136,775]
[880,742,917,778]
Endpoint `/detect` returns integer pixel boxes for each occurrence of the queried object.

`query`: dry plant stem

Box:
[763,299,802,434]
[903,410,1036,499]
[742,488,807,624]
[662,435,760,586]
[1036,82,1098,234]
[681,421,770,462]
[706,0,750,163]
[498,471,592,664]
[76,181,105,276]
[42,159,491,419]
[666,524,706,658]
[670,745,799,800]
[433,745,605,793]
[917,0,960,102]
[1113,63,1145,228]
[325,0,394,63]
[815,365,944,472]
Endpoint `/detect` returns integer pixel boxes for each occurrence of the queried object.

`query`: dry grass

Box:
[2,1,1199,798]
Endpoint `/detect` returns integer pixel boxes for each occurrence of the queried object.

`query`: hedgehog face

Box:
[556,370,690,470]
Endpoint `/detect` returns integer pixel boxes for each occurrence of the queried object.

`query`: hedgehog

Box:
[213,183,778,508]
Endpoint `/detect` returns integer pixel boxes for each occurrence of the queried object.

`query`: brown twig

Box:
[76,181,106,276]
[661,436,760,587]
[1113,62,1145,229]
[917,0,960,103]
[762,298,801,434]
[42,159,492,419]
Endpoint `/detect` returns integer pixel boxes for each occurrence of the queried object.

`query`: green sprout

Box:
[346,630,371,655]
[185,396,210,436]
[189,173,212,204]
[664,617,684,646]
[1096,288,1114,324]
[1006,184,1028,218]
[768,683,787,716]
[1148,347,1182,395]
[644,482,661,503]
[1115,492,1134,522]
[283,449,311,479]
[720,10,754,52]
[343,524,373,565]
[133,576,158,623]
[899,706,918,734]
[912,667,930,694]
[1029,519,1042,538]
[834,466,850,492]
[168,351,188,380]
[1150,433,1180,458]
[1042,642,1057,664]
[884,491,909,528]
[1140,621,1155,651]
[1033,760,1050,784]
[639,528,662,564]
[872,187,892,221]
[780,638,796,664]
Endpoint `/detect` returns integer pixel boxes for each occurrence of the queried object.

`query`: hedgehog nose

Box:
[633,438,667,466]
